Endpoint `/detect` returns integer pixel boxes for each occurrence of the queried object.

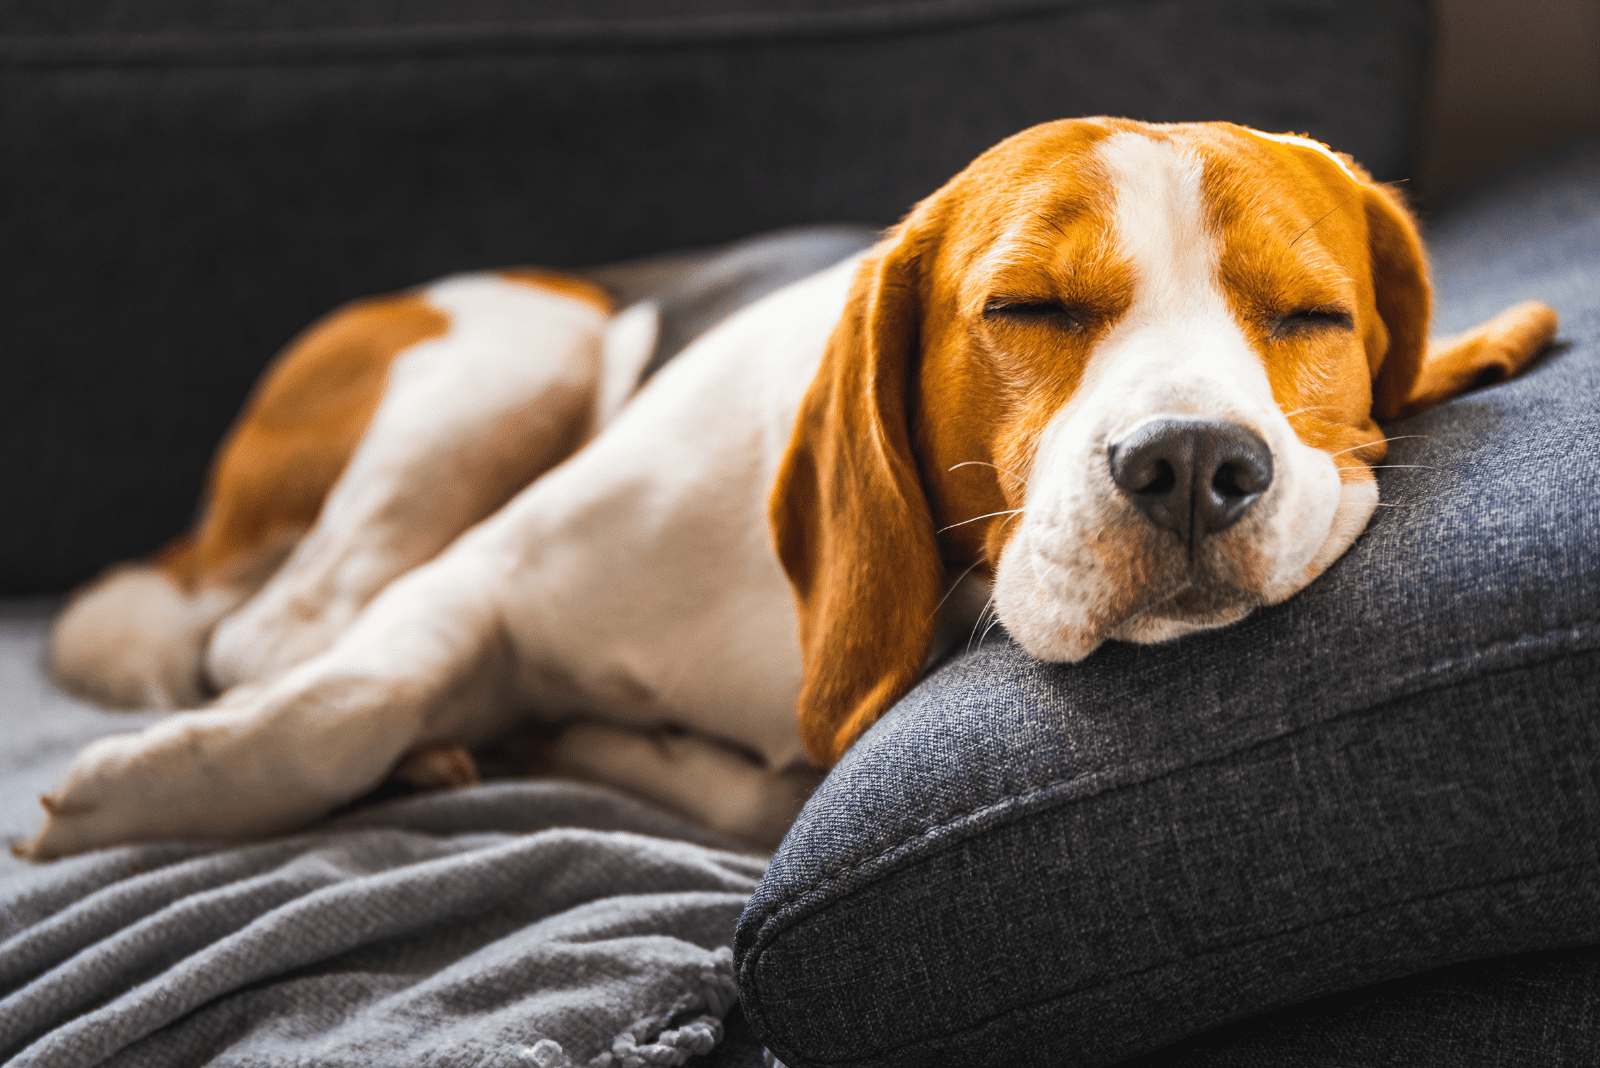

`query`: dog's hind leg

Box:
[50,272,632,709]
[49,288,455,708]
[547,722,824,851]
[204,272,623,692]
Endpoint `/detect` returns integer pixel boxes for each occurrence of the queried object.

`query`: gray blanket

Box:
[0,601,767,1068]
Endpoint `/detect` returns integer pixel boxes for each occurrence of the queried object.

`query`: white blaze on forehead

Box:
[1241,128,1361,182]
[1097,132,1218,324]
[1092,129,1263,386]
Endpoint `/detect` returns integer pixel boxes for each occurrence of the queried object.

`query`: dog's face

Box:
[916,121,1421,659]
[775,118,1433,763]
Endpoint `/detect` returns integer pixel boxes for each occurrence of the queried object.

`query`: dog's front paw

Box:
[14,730,187,861]
[14,706,331,862]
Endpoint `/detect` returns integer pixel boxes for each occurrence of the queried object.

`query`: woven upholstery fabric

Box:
[733,136,1600,1068]
[1114,947,1600,1067]
[0,0,1429,592]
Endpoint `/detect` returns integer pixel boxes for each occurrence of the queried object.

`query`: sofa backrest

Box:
[0,0,1430,592]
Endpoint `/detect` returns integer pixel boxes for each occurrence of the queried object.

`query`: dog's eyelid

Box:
[1271,306,1354,336]
[982,298,1085,327]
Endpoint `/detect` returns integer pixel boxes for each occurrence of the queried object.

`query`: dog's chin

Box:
[1106,590,1258,645]
[1002,578,1263,662]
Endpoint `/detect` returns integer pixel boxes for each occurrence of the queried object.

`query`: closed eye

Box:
[1272,308,1353,338]
[983,299,1084,330]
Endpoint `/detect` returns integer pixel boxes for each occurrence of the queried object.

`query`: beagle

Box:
[22,119,1556,861]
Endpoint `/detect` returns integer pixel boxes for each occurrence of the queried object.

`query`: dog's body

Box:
[25,119,1556,861]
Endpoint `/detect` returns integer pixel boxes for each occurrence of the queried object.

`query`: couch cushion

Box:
[733,135,1600,1068]
[0,0,1428,593]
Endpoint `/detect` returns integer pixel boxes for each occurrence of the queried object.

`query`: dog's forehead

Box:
[935,121,1367,297]
[931,119,1121,268]
[1183,126,1369,241]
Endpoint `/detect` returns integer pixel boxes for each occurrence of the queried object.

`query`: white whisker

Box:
[949,459,1028,489]
[930,557,988,622]
[1329,435,1428,458]
[937,509,1024,535]
[966,597,997,657]
[1278,404,1341,419]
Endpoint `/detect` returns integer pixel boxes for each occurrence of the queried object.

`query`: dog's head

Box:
[773,118,1442,764]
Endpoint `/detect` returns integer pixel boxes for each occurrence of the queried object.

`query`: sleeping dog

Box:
[24,118,1556,860]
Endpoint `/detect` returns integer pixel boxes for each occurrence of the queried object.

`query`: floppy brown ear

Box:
[1365,183,1558,421]
[1364,182,1434,422]
[769,232,945,766]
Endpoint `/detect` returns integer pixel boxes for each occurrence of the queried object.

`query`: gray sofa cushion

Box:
[732,136,1600,1068]
[0,0,1429,593]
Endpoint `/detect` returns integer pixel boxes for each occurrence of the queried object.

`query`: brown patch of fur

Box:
[497,268,614,315]
[163,293,451,594]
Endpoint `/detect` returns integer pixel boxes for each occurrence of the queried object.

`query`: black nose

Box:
[1107,419,1273,550]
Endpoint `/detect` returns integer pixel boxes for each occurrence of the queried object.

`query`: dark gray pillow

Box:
[0,0,1427,593]
[732,136,1600,1068]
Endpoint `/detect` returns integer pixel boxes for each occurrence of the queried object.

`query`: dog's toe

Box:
[390,742,480,791]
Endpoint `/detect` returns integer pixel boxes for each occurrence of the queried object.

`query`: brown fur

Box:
[496,268,614,316]
[168,293,451,595]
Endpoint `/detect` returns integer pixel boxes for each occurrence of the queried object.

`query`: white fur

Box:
[50,566,246,710]
[482,259,863,772]
[595,300,661,428]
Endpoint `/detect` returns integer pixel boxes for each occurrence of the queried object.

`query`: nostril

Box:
[1212,462,1245,499]
[1139,461,1176,496]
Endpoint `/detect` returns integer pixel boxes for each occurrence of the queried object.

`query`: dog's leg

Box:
[19,547,515,861]
[549,723,823,851]
[49,560,252,711]
[49,529,306,710]
[49,291,453,709]
[48,275,627,709]
[205,274,622,691]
